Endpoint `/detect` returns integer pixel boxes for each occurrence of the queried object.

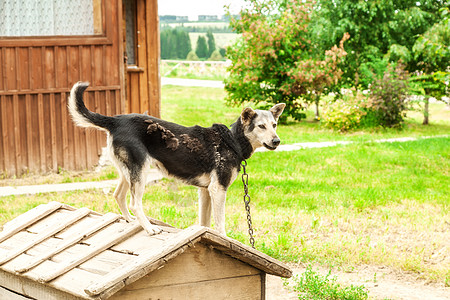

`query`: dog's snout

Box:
[272,137,280,146]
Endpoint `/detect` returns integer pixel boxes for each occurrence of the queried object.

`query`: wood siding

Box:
[0,1,126,176]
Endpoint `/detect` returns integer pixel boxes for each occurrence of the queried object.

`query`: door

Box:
[122,0,160,117]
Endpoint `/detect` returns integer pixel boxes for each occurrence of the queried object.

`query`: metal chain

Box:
[241,160,255,248]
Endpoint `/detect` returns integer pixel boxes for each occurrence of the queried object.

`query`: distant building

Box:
[160,15,188,23]
[198,15,219,21]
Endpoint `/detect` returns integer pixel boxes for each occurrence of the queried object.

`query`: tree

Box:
[409,7,450,124]
[225,0,349,121]
[160,28,191,60]
[310,0,446,88]
[206,30,216,58]
[195,36,208,59]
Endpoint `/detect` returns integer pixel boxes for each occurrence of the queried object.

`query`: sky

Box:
[158,0,246,20]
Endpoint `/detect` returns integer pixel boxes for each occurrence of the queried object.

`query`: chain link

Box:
[241,160,255,248]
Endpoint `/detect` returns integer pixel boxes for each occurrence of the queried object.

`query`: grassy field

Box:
[1,86,449,291]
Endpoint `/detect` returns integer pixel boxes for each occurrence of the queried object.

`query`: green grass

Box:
[1,85,449,291]
[289,265,369,300]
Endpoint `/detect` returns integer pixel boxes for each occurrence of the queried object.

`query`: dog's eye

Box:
[258,124,266,129]
[273,124,277,128]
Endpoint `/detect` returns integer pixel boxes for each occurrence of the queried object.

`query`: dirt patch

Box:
[266,264,450,300]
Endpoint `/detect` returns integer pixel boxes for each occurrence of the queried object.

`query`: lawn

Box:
[1,86,449,289]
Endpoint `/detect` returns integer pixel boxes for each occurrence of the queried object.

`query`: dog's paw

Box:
[144,224,162,236]
[124,215,137,223]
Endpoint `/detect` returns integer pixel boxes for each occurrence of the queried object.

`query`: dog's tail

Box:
[68,82,114,131]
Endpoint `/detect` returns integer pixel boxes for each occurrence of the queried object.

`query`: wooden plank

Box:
[202,232,292,278]
[0,208,92,265]
[146,0,161,117]
[37,93,46,172]
[85,226,207,296]
[49,93,58,171]
[0,286,32,300]
[136,0,149,114]
[16,213,119,274]
[38,221,142,283]
[24,94,34,171]
[0,95,13,175]
[110,273,262,300]
[0,202,62,243]
[4,47,16,90]
[121,243,261,290]
[12,94,21,172]
[0,36,112,47]
[60,92,69,169]
[0,267,92,300]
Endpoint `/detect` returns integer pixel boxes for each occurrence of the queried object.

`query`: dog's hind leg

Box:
[113,175,135,222]
[129,178,162,235]
[198,187,212,227]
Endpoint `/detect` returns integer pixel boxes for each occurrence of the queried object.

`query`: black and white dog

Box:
[68,82,285,235]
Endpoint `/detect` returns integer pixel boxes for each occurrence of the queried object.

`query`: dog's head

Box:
[240,103,285,151]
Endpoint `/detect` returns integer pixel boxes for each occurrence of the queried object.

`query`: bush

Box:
[367,64,410,127]
[208,49,224,61]
[322,91,368,132]
[186,50,199,61]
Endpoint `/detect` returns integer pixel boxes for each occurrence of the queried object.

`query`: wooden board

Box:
[110,273,263,300]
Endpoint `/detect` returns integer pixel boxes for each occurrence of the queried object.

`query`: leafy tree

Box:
[206,30,216,58]
[409,7,450,124]
[195,36,208,59]
[310,0,446,87]
[225,0,349,121]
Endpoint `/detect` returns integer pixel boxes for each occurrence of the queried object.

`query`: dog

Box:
[68,82,285,235]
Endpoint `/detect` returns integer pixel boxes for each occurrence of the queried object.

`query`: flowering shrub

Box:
[224,0,349,121]
[322,91,368,132]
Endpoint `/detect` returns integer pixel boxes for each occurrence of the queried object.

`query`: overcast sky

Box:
[158,0,246,20]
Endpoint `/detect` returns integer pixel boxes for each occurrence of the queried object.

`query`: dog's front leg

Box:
[198,187,212,227]
[129,180,162,235]
[208,181,227,235]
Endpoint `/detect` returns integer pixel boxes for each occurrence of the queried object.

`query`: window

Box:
[0,0,103,37]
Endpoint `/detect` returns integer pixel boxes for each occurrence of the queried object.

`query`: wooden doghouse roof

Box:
[0,202,292,299]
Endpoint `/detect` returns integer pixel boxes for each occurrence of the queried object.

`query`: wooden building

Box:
[0,0,160,176]
[0,202,292,299]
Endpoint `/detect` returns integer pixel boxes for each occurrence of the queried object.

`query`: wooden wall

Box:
[0,1,124,176]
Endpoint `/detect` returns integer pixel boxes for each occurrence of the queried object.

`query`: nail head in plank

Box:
[0,202,62,244]
[38,221,143,283]
[0,207,91,265]
[15,212,120,274]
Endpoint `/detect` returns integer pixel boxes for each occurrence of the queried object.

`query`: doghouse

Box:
[0,202,292,299]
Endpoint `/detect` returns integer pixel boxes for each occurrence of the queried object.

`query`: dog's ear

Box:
[270,103,286,121]
[241,107,257,125]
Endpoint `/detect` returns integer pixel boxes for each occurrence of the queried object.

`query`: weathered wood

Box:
[19,214,112,274]
[0,202,62,243]
[0,207,91,265]
[109,274,263,300]
[0,285,32,300]
[202,231,293,278]
[0,269,83,300]
[0,0,133,176]
[38,221,142,283]
[85,226,207,296]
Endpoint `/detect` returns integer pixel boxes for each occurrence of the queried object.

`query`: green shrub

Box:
[186,50,199,61]
[322,91,368,132]
[290,265,369,300]
[367,64,410,128]
[208,49,224,61]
